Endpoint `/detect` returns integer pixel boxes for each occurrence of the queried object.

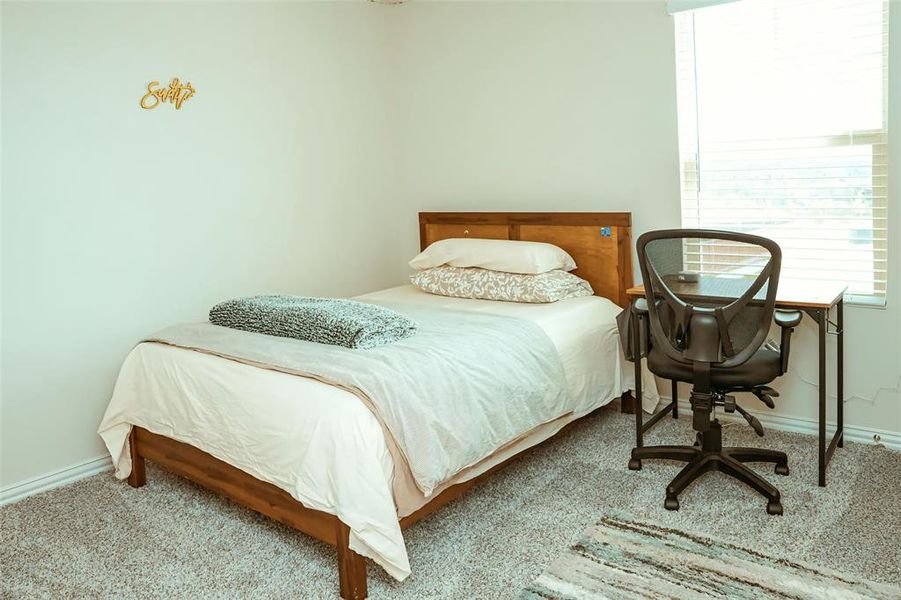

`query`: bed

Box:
[99,212,658,599]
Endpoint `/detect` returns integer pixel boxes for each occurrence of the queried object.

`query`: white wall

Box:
[392,0,901,436]
[393,1,681,238]
[3,0,899,491]
[1,1,407,487]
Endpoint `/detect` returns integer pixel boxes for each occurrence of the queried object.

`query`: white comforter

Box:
[98,285,658,581]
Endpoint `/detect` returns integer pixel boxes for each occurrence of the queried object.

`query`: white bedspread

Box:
[98,285,658,581]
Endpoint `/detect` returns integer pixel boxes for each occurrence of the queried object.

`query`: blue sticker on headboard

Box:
[600,227,611,237]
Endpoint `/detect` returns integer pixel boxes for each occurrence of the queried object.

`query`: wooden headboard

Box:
[419,212,634,307]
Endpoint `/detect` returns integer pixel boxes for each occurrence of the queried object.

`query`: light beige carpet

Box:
[2,404,899,598]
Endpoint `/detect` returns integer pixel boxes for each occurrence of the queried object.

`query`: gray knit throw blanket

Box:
[209,295,418,349]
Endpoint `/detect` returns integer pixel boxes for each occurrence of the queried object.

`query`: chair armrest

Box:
[773,310,802,374]
[622,298,650,361]
[633,297,649,315]
[774,309,802,328]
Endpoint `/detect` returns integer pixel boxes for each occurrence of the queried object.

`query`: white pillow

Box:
[409,238,577,274]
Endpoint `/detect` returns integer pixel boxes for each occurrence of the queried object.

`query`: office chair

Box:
[628,229,802,515]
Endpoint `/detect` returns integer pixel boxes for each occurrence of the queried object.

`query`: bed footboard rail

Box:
[126,427,368,600]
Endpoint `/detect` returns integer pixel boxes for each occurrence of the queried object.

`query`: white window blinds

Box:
[674,0,890,304]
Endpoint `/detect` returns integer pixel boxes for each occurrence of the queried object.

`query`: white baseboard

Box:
[2,403,897,507]
[0,455,113,506]
[662,398,901,451]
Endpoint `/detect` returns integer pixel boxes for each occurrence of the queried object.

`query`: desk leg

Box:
[627,311,645,472]
[633,313,644,450]
[837,299,844,448]
[817,308,827,487]
[671,380,678,419]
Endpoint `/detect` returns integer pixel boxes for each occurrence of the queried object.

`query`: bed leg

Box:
[336,521,368,600]
[127,428,146,488]
[620,390,637,414]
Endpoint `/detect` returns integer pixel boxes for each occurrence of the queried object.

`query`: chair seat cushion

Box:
[647,345,781,388]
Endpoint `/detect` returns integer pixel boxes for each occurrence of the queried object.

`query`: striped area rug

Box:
[522,510,900,600]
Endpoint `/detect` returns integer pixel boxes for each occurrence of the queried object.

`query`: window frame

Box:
[673,0,891,307]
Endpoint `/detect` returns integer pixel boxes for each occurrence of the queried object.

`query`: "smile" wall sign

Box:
[140,78,196,110]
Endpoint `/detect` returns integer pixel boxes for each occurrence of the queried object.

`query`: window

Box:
[674,0,890,304]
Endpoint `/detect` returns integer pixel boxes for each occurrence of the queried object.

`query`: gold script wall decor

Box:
[140,78,195,110]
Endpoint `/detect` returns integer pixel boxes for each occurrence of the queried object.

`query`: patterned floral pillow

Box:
[410,266,593,303]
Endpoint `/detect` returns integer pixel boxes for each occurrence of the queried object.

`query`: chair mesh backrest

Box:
[638,230,782,368]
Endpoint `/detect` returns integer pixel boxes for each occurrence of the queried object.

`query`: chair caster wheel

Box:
[767,500,783,515]
[664,496,680,511]
[775,463,790,476]
[628,458,642,471]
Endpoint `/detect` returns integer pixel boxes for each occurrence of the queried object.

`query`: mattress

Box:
[98,285,659,581]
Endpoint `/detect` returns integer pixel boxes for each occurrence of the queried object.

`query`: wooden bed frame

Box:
[126,211,635,599]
